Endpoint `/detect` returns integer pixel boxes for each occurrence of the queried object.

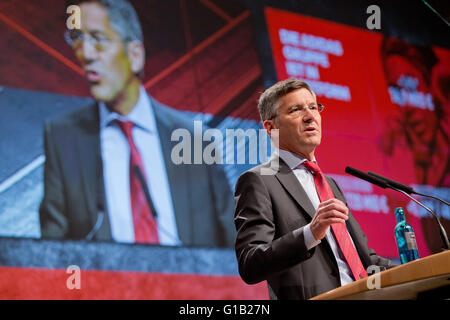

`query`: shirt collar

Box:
[276,148,317,170]
[99,85,156,133]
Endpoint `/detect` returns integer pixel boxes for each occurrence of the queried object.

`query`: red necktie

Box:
[302,161,368,280]
[115,120,159,244]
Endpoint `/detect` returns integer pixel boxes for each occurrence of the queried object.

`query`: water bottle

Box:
[394,207,419,264]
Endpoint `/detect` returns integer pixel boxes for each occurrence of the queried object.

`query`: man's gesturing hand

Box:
[310,198,349,241]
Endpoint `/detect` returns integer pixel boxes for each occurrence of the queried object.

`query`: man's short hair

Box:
[66,0,145,77]
[258,78,316,122]
[66,0,143,44]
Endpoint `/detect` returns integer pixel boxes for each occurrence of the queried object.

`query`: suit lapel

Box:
[327,176,371,268]
[150,96,192,245]
[75,103,112,240]
[326,176,344,203]
[274,156,316,220]
[345,216,372,268]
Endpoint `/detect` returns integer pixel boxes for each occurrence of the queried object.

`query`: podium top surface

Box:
[311,251,450,300]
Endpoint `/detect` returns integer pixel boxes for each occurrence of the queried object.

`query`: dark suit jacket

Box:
[234,155,397,299]
[39,96,235,247]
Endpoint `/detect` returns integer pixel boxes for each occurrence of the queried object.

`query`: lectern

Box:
[311,251,450,300]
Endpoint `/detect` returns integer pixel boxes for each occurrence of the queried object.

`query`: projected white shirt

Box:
[99,86,180,245]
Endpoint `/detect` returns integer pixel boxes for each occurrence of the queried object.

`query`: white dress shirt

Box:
[277,148,356,286]
[99,86,181,245]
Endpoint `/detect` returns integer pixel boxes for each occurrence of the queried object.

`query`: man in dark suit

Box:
[39,0,235,247]
[234,79,397,299]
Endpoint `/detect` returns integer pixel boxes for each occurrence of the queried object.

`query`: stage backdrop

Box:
[0,0,449,299]
[264,7,450,257]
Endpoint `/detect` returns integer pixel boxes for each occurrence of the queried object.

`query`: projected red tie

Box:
[302,161,367,280]
[115,120,159,244]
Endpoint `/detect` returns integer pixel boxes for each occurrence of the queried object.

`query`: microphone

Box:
[86,158,107,240]
[368,171,450,207]
[367,171,414,194]
[133,165,182,245]
[345,166,449,251]
[86,211,104,240]
[344,167,390,189]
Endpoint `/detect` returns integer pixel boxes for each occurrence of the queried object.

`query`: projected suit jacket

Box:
[234,155,397,299]
[39,96,235,247]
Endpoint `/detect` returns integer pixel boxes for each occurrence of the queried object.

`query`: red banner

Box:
[265,7,450,258]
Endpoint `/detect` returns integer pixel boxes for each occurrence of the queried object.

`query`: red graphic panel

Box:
[265,7,450,258]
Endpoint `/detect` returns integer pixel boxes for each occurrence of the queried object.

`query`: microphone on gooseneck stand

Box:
[345,167,449,251]
[86,159,107,241]
[133,165,182,245]
[344,167,390,189]
[367,171,450,206]
[86,211,104,241]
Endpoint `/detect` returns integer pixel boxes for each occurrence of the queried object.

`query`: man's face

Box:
[74,2,134,102]
[268,88,322,159]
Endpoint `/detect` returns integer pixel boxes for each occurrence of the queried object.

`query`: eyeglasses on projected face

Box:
[64,29,130,52]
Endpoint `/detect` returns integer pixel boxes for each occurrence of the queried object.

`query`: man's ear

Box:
[264,119,280,149]
[127,41,145,75]
[263,120,275,137]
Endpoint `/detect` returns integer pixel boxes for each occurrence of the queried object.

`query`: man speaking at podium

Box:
[234,79,397,299]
